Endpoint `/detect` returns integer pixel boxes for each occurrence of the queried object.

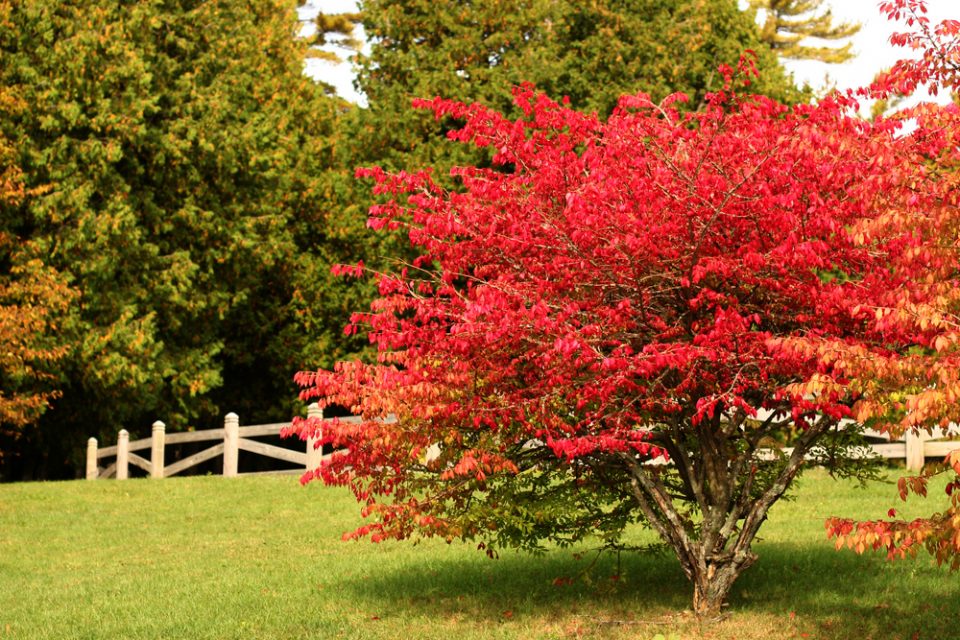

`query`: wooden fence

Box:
[758,424,960,471]
[85,404,348,480]
[85,408,960,480]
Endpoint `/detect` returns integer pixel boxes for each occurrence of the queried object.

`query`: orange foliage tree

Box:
[808,0,960,569]
[0,83,73,458]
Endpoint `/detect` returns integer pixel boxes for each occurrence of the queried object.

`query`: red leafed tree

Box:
[290,11,960,613]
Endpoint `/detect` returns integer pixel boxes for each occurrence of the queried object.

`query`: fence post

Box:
[306,403,323,472]
[151,421,166,479]
[86,438,98,480]
[117,429,129,480]
[906,430,928,472]
[224,412,239,477]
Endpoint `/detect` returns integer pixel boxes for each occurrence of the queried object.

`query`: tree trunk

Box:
[688,554,756,617]
[692,578,730,617]
[619,417,827,616]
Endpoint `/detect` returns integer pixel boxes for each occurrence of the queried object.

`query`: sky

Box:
[781,0,956,94]
[298,0,367,103]
[298,0,959,106]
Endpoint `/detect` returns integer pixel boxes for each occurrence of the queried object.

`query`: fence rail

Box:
[754,424,959,470]
[85,405,328,480]
[85,409,960,480]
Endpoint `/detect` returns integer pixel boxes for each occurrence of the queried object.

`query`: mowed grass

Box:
[0,469,957,640]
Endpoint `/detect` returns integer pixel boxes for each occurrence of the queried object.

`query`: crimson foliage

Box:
[291,3,960,612]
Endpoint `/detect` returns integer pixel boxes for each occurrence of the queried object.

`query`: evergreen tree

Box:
[304,9,362,63]
[349,0,806,175]
[748,0,860,63]
[0,0,368,477]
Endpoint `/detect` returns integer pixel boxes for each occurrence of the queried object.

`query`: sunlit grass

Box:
[0,468,956,639]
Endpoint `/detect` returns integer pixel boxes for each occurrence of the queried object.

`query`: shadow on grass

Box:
[338,544,688,619]
[336,541,958,638]
[734,542,958,639]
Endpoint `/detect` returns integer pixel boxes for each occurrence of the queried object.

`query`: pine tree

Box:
[305,10,362,63]
[748,0,860,63]
[298,0,364,94]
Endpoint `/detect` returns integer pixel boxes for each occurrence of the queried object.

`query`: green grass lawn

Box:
[0,468,956,640]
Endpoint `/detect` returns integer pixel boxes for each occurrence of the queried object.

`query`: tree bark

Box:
[688,552,757,616]
[620,413,831,616]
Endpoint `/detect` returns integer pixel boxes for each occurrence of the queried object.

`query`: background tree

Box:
[0,0,376,478]
[0,240,74,462]
[349,0,806,177]
[303,9,362,64]
[0,71,74,461]
[748,0,860,63]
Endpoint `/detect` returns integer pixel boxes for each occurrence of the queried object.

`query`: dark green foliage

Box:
[0,0,377,478]
[350,0,806,174]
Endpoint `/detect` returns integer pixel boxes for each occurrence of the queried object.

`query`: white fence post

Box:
[151,421,166,479]
[306,403,323,472]
[223,413,239,477]
[906,430,928,472]
[86,438,98,480]
[116,429,130,480]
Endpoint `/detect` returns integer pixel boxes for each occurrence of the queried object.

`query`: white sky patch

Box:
[775,0,956,94]
[299,0,367,104]
[301,0,959,108]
